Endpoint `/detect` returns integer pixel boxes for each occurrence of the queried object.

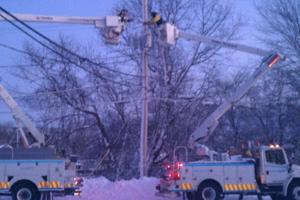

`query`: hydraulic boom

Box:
[0,84,44,147]
[0,7,131,44]
[161,23,284,147]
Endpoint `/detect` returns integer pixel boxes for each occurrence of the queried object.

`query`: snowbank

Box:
[64,177,270,200]
[77,177,171,200]
[0,176,271,200]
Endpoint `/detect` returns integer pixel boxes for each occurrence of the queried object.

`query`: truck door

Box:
[263,149,289,185]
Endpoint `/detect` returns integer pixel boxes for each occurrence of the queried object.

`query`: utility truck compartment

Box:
[175,161,258,194]
[0,147,57,159]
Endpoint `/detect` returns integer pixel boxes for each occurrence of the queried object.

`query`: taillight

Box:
[73,177,83,186]
[267,53,281,68]
[168,171,181,180]
[176,162,184,169]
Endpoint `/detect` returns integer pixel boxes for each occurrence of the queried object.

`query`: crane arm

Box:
[0,12,120,28]
[188,53,282,147]
[0,7,131,44]
[178,31,269,57]
[162,23,270,56]
[160,23,284,146]
[0,84,44,147]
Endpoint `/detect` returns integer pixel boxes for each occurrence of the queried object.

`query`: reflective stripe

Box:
[224,183,256,191]
[247,184,251,190]
[38,181,62,188]
[180,183,192,190]
[224,184,229,191]
[0,182,10,189]
[238,184,243,190]
[233,184,238,190]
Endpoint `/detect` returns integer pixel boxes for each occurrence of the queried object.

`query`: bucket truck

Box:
[155,23,300,200]
[0,7,131,200]
[0,84,84,200]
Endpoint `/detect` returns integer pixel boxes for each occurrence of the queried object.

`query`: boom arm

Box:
[0,84,45,147]
[0,8,130,44]
[161,23,284,147]
[162,23,269,56]
[188,53,281,146]
[0,12,120,28]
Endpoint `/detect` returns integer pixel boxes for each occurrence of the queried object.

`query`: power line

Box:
[0,64,37,68]
[1,25,94,35]
[0,7,142,79]
[0,43,132,66]
[0,43,140,88]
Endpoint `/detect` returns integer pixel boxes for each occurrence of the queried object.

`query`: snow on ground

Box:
[64,177,169,200]
[62,177,271,200]
[0,177,271,200]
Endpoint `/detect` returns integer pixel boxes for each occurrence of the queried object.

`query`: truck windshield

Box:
[265,149,286,165]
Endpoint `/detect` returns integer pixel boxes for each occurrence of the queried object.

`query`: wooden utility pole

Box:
[140,0,150,177]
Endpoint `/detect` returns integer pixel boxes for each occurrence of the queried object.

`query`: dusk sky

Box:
[0,0,262,122]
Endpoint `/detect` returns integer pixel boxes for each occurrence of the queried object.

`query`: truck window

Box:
[265,149,286,165]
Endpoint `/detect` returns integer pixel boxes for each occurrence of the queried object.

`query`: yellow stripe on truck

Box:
[0,182,10,189]
[38,181,62,188]
[238,184,243,190]
[224,183,257,191]
[180,183,192,190]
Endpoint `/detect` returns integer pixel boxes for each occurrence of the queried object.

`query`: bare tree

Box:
[115,0,240,175]
[256,0,300,154]
[14,0,241,179]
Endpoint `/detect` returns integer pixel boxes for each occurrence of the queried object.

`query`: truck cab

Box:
[258,145,300,199]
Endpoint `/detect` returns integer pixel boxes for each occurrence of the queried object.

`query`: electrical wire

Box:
[0,43,133,66]
[0,43,141,89]
[0,7,142,79]
[1,25,94,35]
[0,64,37,68]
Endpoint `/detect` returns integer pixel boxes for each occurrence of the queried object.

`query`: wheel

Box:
[288,182,300,200]
[197,182,222,200]
[12,183,40,200]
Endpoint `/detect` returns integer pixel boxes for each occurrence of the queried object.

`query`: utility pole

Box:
[140,0,150,177]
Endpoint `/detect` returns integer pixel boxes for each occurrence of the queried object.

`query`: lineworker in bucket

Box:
[118,9,133,23]
[105,9,132,44]
[144,11,164,26]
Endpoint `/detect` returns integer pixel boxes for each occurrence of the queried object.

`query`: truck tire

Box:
[197,182,222,200]
[288,182,300,200]
[12,182,40,200]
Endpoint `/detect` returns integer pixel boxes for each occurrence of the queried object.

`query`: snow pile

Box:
[67,177,270,200]
[78,177,171,200]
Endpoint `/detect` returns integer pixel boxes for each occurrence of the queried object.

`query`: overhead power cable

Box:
[0,19,134,87]
[0,43,133,66]
[0,7,141,79]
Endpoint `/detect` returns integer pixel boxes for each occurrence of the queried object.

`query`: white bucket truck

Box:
[0,84,82,200]
[0,7,132,200]
[155,23,298,200]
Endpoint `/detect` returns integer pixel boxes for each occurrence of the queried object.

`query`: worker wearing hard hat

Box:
[144,11,164,26]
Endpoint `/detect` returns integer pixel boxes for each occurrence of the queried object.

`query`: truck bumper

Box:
[64,187,81,196]
[155,191,180,198]
[155,182,180,198]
